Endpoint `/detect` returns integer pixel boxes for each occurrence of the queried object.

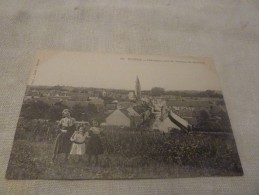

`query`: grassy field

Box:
[6,140,241,180]
[6,127,243,179]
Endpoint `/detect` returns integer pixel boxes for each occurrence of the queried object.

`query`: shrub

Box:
[101,128,242,172]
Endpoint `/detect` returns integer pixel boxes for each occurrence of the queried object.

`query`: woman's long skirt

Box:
[54,132,72,154]
[53,127,75,154]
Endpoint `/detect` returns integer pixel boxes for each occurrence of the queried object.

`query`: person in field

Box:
[86,120,104,166]
[70,126,89,162]
[52,109,76,162]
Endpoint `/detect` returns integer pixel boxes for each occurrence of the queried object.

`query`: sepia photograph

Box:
[6,51,243,179]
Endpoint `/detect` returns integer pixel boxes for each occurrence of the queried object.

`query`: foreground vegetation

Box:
[6,120,243,179]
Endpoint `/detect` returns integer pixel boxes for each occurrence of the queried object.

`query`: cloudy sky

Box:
[30,51,222,91]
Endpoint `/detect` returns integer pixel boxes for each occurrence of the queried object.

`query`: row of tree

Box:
[20,100,98,121]
[149,87,223,98]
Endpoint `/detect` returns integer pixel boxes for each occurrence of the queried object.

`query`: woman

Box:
[86,120,104,166]
[52,109,76,162]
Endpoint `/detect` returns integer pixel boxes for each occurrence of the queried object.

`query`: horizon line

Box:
[28,84,222,92]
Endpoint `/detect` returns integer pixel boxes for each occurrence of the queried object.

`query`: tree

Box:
[20,100,50,119]
[71,104,87,121]
[71,103,97,121]
[48,102,68,121]
[71,88,80,93]
[151,87,165,96]
[51,85,63,90]
[87,103,97,114]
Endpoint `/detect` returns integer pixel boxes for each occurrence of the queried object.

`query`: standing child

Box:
[70,126,89,162]
[86,120,104,166]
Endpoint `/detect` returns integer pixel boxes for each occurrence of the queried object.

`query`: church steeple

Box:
[135,76,141,100]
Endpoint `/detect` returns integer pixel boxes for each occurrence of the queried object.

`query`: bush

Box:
[101,128,242,172]
[14,118,58,141]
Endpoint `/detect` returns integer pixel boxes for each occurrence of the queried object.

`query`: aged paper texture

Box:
[6,51,243,179]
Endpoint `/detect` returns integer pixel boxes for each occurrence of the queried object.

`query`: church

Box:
[128,76,142,101]
[105,76,151,128]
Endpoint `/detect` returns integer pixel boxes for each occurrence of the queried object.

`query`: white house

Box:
[152,110,190,133]
[105,109,131,127]
[128,91,136,100]
[105,107,142,128]
[169,110,189,128]
[157,117,181,133]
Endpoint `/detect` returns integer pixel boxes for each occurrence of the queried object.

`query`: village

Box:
[22,76,230,133]
[8,75,242,180]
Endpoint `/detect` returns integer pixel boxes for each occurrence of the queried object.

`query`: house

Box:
[169,111,189,129]
[105,107,141,128]
[156,117,181,133]
[106,109,131,127]
[128,91,136,100]
[156,110,189,131]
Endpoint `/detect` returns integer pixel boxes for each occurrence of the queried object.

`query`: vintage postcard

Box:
[6,51,243,179]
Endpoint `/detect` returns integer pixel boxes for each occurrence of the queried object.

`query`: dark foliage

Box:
[20,100,99,122]
[165,90,223,98]
[48,102,68,121]
[102,128,242,172]
[71,103,97,121]
[20,100,50,119]
[151,87,165,96]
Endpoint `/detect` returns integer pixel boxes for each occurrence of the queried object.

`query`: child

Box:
[70,126,89,162]
[86,120,104,166]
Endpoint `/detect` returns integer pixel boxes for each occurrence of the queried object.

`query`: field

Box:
[6,120,243,179]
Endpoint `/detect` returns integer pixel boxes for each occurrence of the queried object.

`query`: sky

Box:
[30,51,222,91]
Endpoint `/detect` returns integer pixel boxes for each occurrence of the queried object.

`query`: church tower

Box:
[135,76,141,100]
